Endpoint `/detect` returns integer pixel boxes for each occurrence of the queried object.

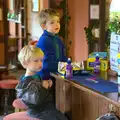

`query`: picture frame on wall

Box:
[32,0,39,12]
[90,5,99,19]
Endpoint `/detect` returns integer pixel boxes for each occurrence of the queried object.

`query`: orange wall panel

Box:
[9,21,16,36]
[0,43,4,64]
[68,0,88,61]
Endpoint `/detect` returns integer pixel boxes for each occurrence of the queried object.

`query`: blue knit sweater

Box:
[36,30,67,79]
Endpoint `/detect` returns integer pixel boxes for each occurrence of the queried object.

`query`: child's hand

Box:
[42,80,49,89]
[48,80,53,88]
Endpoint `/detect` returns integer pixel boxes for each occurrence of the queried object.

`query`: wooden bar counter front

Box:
[51,72,120,120]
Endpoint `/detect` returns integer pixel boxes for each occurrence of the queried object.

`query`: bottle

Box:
[94,54,100,73]
[65,58,73,79]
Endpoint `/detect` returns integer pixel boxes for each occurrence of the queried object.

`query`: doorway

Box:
[109,0,120,34]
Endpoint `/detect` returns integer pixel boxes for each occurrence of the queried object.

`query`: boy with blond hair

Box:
[15,45,68,120]
[36,8,67,79]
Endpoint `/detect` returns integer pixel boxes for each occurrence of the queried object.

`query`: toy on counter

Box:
[87,52,107,71]
[100,60,108,71]
[65,58,73,79]
[87,57,95,70]
[94,54,100,73]
[58,61,84,76]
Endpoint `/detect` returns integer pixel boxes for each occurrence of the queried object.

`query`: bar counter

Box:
[51,71,120,120]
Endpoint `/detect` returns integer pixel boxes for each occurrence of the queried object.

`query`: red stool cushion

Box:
[13,99,27,109]
[0,80,19,89]
[3,111,40,120]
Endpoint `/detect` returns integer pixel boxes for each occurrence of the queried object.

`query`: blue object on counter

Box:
[70,74,118,93]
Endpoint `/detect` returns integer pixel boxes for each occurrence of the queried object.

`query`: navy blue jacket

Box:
[36,30,67,79]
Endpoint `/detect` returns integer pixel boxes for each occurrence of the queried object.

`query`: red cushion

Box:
[0,80,19,89]
[3,111,40,120]
[13,99,27,109]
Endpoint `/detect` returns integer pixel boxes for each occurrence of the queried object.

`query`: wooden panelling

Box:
[0,0,8,66]
[72,87,81,120]
[54,75,120,120]
[59,78,65,112]
[0,35,4,42]
[56,78,72,119]
[98,97,109,116]
[65,81,72,119]
[56,77,60,110]
[0,43,4,65]
[99,0,106,51]
[88,0,106,52]
[0,21,4,33]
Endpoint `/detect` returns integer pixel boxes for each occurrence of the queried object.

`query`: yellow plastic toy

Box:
[87,58,95,70]
[100,60,108,71]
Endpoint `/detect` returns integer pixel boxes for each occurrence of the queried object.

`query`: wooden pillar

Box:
[20,0,27,46]
[40,0,49,10]
[99,0,106,51]
[2,0,8,66]
[88,0,106,53]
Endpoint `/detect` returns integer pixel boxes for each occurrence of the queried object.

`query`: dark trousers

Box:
[50,76,56,106]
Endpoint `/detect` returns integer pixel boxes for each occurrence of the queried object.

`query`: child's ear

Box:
[41,24,46,29]
[22,61,28,68]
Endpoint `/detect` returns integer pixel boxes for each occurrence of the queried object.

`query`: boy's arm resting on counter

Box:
[16,80,49,108]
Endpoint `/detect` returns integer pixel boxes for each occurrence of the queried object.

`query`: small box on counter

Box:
[87,52,107,70]
[58,61,84,75]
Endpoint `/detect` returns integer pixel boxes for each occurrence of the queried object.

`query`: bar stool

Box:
[3,99,40,120]
[0,79,19,115]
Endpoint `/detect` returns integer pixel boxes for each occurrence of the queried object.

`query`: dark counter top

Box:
[51,70,120,105]
[95,71,120,103]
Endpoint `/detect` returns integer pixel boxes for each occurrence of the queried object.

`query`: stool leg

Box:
[4,89,9,115]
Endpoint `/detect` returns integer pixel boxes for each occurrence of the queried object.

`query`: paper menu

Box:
[110,33,120,72]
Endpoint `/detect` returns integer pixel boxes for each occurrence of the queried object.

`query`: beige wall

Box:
[68,0,88,61]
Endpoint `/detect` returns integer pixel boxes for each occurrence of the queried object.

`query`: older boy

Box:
[36,8,67,79]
